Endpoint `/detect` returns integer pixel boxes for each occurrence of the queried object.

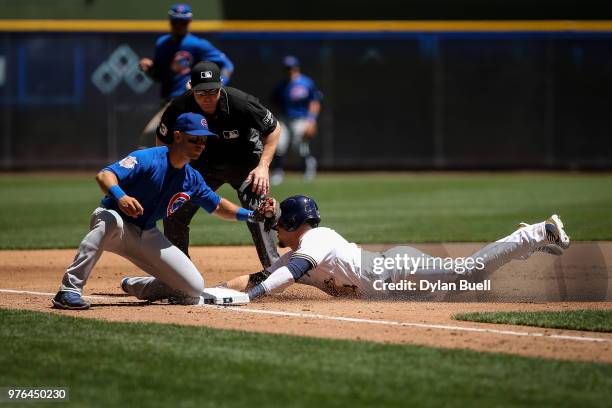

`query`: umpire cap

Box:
[191,61,223,91]
[168,3,193,20]
[275,195,321,232]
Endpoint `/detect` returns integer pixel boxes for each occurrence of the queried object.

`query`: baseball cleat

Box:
[168,296,203,305]
[52,291,91,310]
[544,214,570,250]
[517,222,564,255]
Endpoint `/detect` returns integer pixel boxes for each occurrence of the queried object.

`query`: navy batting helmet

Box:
[168,3,193,20]
[276,195,321,232]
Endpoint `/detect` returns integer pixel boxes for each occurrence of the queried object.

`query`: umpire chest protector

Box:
[157,87,278,169]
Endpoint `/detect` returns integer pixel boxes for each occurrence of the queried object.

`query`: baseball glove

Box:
[253,197,281,231]
[237,178,264,209]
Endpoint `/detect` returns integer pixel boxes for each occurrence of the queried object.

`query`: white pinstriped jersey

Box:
[265,227,364,296]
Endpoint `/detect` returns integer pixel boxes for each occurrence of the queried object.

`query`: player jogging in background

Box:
[138,3,234,145]
[52,113,273,310]
[270,56,322,185]
[224,195,571,300]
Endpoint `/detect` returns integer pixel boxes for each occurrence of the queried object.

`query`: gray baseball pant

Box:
[59,207,204,301]
[360,221,548,296]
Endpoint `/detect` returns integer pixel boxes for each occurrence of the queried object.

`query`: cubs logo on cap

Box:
[168,3,193,20]
[174,112,217,137]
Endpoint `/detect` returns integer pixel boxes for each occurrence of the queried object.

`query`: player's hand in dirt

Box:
[118,196,145,218]
[246,164,270,196]
[139,58,153,72]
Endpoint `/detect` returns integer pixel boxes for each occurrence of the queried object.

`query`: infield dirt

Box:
[1,244,611,363]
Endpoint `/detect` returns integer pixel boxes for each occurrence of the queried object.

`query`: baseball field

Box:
[1,172,611,407]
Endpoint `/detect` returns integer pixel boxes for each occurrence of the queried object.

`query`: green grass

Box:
[1,172,611,249]
[1,309,611,407]
[454,310,612,333]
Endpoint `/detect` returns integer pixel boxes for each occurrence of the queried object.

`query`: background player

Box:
[52,113,272,310]
[139,3,234,145]
[157,61,281,268]
[270,56,322,185]
[224,195,571,300]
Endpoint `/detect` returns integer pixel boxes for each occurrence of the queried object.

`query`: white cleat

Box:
[544,214,571,250]
[517,221,564,255]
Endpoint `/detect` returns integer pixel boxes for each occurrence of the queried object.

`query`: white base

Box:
[199,287,250,306]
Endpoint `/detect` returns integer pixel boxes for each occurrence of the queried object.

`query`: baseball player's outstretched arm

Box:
[247,257,313,300]
[223,274,251,291]
[95,171,144,218]
[212,197,278,223]
[222,270,269,291]
[212,197,250,220]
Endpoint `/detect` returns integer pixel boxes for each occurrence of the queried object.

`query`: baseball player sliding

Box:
[224,195,571,300]
[52,113,275,310]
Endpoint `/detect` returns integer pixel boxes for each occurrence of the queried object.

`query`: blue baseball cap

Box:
[168,3,193,20]
[174,113,216,137]
[283,55,300,68]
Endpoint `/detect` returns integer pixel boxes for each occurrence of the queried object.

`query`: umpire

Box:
[157,61,281,267]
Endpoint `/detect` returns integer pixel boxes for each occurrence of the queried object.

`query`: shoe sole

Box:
[51,298,90,310]
[548,214,571,249]
[517,222,564,255]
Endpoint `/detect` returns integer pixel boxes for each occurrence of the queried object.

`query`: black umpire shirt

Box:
[156,87,278,170]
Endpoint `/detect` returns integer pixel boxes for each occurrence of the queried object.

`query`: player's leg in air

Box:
[360,215,570,296]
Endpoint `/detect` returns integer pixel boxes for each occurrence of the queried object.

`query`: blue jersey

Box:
[273,74,321,119]
[152,33,234,99]
[100,147,221,230]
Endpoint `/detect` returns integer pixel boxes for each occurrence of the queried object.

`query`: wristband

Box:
[109,185,126,201]
[307,112,318,121]
[236,207,255,222]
